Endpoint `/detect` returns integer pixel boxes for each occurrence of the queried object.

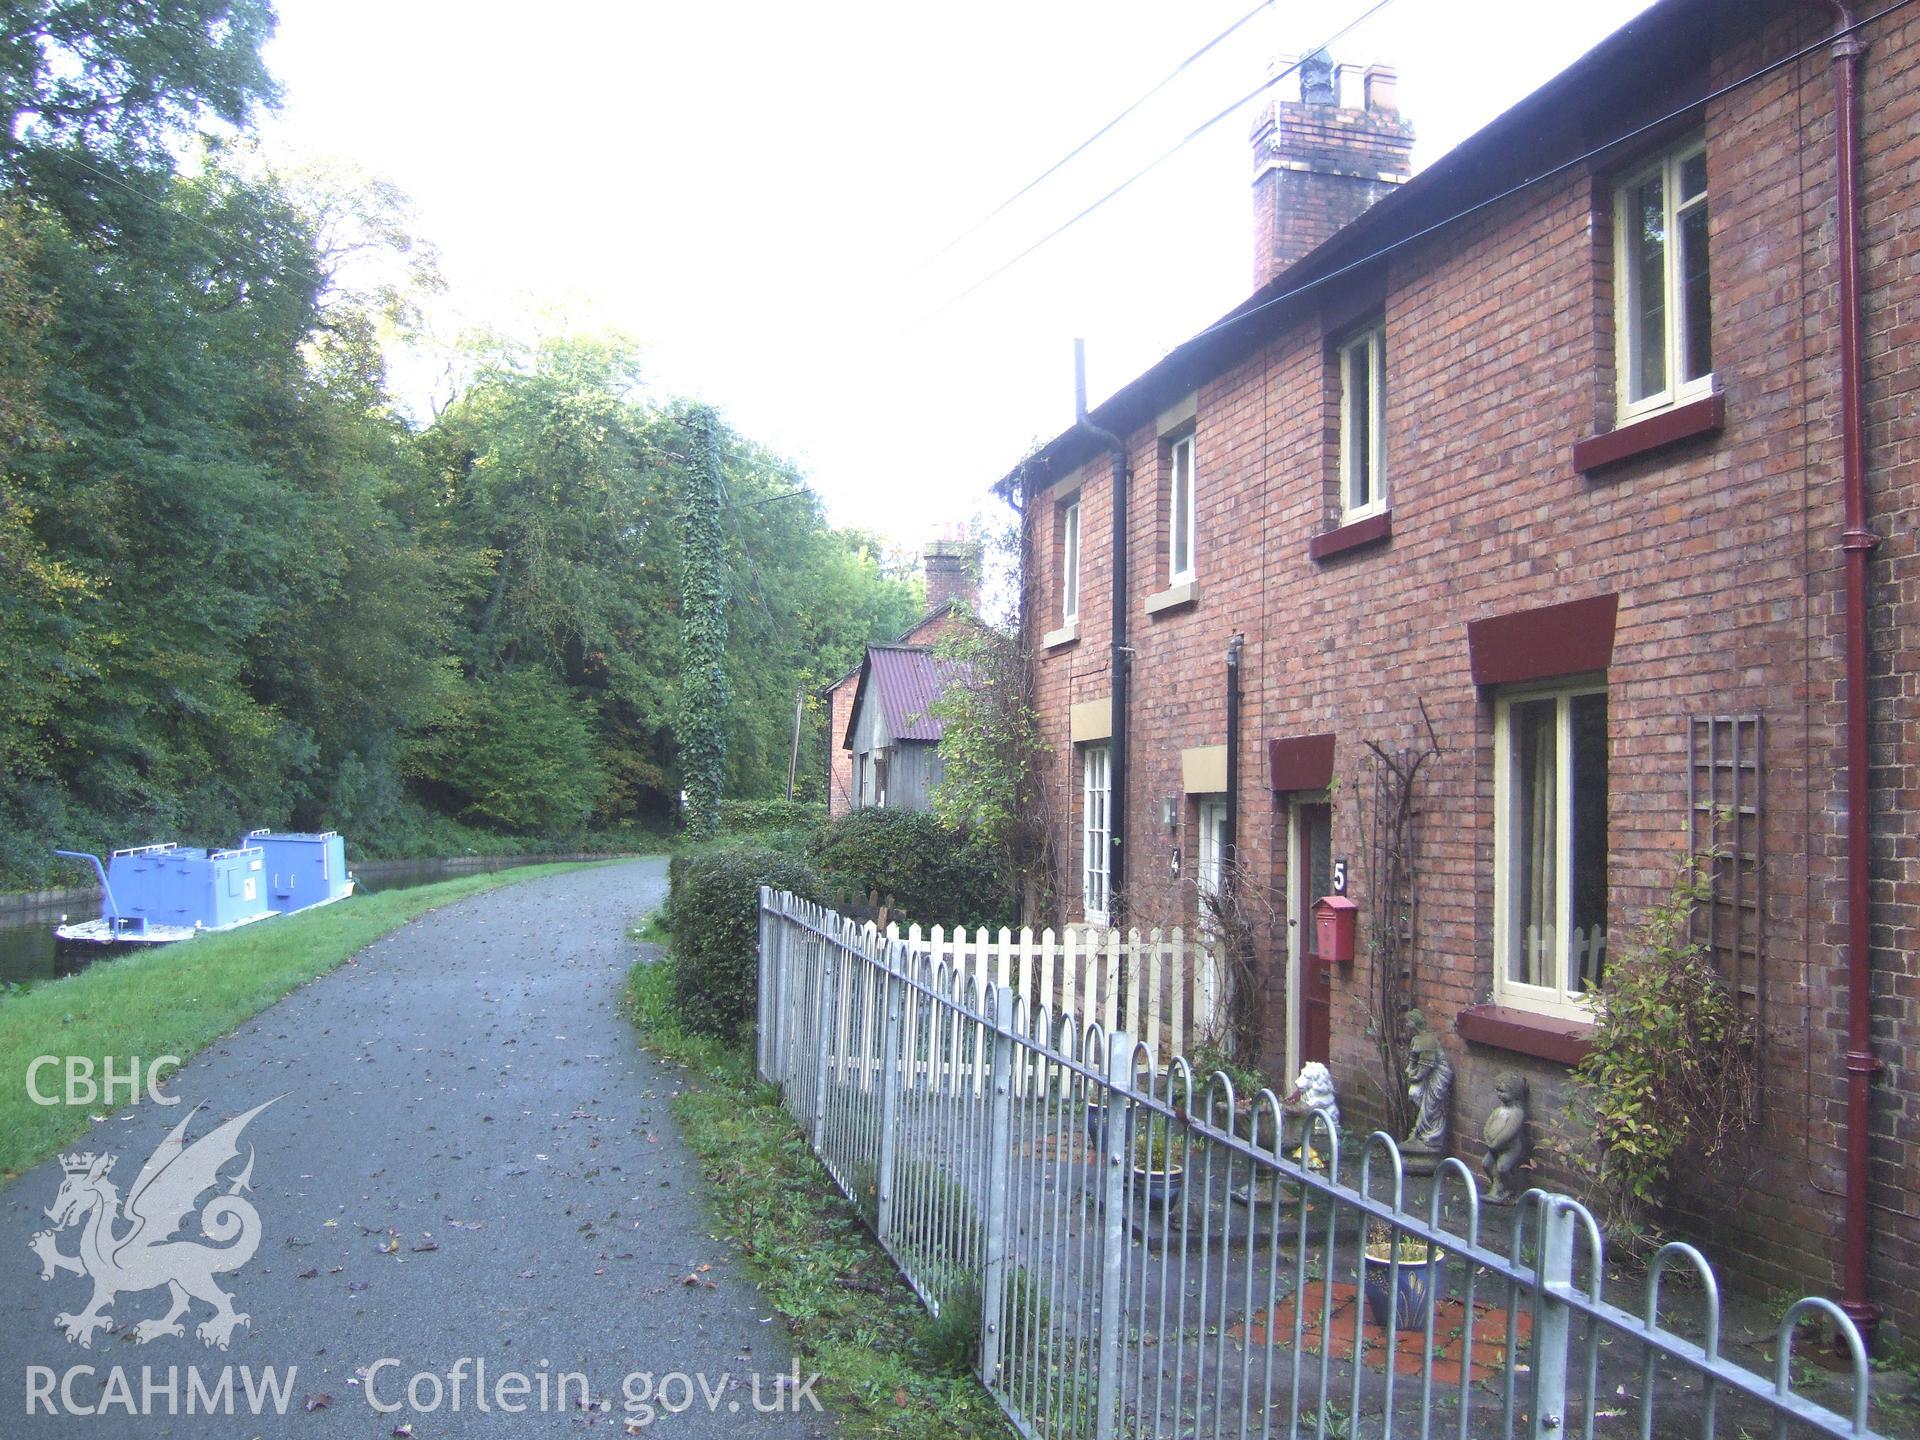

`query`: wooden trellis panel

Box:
[1687,715,1765,1016]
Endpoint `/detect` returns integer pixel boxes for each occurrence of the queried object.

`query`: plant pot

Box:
[1131,1163,1185,1207]
[1362,1244,1443,1331]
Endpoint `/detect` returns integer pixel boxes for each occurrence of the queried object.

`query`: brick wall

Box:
[1852,0,1920,1326]
[825,665,859,817]
[1021,1,1918,1339]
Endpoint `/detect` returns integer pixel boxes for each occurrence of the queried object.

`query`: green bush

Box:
[1567,849,1759,1248]
[806,809,1014,928]
[717,797,827,835]
[668,845,823,1038]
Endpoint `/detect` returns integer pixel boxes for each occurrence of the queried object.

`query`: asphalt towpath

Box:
[0,858,832,1438]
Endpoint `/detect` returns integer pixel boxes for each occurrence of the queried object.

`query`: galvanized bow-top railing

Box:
[756,888,1883,1440]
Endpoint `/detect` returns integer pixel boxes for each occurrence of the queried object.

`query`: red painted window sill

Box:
[1572,393,1724,474]
[1455,1003,1594,1066]
[1308,509,1392,562]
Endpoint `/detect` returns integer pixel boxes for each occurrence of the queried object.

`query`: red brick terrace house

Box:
[824,539,979,816]
[998,1,1917,1342]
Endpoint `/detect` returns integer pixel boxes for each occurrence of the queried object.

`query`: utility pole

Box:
[786,687,805,802]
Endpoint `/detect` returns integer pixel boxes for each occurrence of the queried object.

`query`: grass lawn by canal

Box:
[0,860,621,1181]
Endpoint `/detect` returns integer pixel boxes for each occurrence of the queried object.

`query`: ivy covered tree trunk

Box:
[677,405,730,838]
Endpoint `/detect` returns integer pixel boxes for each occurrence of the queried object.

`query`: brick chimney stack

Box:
[924,538,980,616]
[1249,51,1414,288]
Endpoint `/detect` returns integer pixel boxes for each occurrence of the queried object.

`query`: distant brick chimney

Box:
[924,538,980,616]
[1250,52,1414,288]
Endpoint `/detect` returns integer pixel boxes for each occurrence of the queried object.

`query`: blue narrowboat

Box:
[53,830,356,951]
[244,829,353,913]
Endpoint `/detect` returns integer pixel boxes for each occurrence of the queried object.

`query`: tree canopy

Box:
[0,0,278,178]
[0,4,922,883]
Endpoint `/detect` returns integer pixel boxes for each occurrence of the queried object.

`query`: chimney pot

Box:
[1300,49,1336,105]
[1364,63,1399,116]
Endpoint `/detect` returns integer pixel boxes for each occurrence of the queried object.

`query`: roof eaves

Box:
[839,649,874,751]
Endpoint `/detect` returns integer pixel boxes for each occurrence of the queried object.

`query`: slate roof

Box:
[842,644,969,749]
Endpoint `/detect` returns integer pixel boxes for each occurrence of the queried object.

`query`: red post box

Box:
[1312,894,1359,965]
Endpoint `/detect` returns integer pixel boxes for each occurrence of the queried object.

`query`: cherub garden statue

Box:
[1480,1071,1531,1204]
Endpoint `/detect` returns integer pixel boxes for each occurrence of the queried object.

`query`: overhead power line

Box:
[928,0,1276,263]
[921,0,1402,321]
[1182,0,1914,353]
[929,0,1912,331]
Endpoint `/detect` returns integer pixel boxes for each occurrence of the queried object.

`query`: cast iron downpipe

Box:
[1075,340,1131,928]
[1802,0,1881,1342]
[1224,635,1244,896]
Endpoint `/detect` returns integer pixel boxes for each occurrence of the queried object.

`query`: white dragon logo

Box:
[29,1098,277,1350]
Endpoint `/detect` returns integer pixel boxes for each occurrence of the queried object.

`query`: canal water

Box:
[0,855,561,988]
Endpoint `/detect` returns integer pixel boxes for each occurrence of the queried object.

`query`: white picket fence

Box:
[855,920,1228,1060]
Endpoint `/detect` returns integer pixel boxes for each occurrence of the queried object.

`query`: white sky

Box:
[262,0,1659,549]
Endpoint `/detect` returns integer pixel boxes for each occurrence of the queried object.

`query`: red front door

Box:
[1296,802,1333,1068]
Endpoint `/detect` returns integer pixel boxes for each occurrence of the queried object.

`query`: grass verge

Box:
[621,955,1012,1440]
[0,860,618,1180]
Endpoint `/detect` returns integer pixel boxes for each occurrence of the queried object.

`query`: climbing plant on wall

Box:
[1355,701,1439,1138]
[927,508,1060,923]
[677,404,730,839]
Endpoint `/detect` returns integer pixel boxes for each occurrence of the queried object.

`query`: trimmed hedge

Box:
[807,809,1015,929]
[668,845,823,1038]
[717,797,827,835]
